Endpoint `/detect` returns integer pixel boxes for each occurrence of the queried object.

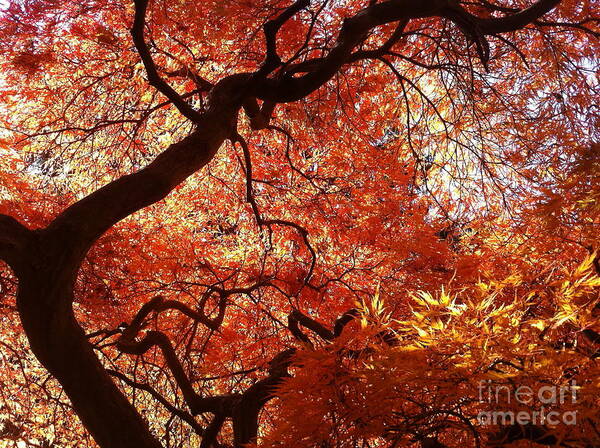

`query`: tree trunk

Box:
[8,76,243,448]
[16,235,163,448]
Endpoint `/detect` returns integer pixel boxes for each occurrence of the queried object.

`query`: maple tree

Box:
[0,0,598,447]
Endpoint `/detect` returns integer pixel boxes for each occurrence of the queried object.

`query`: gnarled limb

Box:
[131,0,203,121]
[253,0,561,102]
[118,294,227,334]
[114,294,297,447]
[116,296,228,415]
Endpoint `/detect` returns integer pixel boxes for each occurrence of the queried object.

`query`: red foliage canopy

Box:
[0,0,598,447]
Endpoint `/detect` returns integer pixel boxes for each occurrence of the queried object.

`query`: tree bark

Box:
[10,79,244,447]
[16,234,163,448]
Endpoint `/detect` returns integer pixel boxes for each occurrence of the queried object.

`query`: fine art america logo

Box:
[477,380,578,426]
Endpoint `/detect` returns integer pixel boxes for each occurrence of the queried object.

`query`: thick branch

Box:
[289,309,334,341]
[117,328,223,415]
[254,0,562,102]
[254,0,448,102]
[334,308,359,337]
[122,295,227,333]
[348,19,409,62]
[232,349,295,447]
[287,313,311,343]
[0,215,32,276]
[288,308,359,342]
[199,413,226,448]
[473,0,561,34]
[44,74,248,270]
[243,98,276,130]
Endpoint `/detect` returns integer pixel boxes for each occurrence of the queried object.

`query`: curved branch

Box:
[288,308,359,342]
[233,134,316,287]
[253,0,562,102]
[348,19,409,62]
[232,348,295,446]
[131,0,202,122]
[253,0,447,102]
[116,296,229,414]
[264,219,316,286]
[117,327,223,415]
[287,313,311,344]
[44,74,248,269]
[123,295,228,333]
[473,0,561,35]
[289,309,334,341]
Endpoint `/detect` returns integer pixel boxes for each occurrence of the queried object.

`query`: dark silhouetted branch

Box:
[131,0,202,121]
